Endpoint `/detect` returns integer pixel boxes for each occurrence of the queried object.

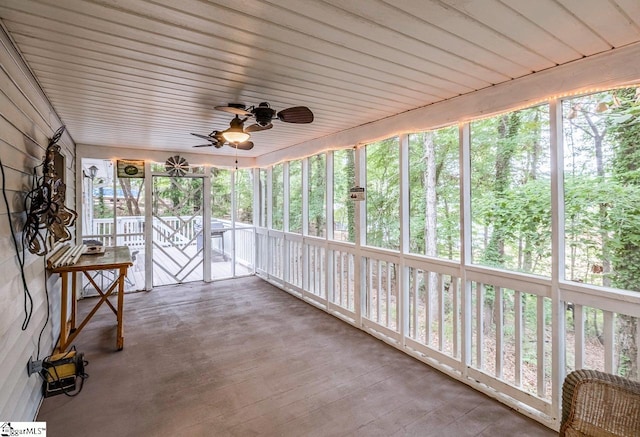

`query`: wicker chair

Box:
[560,369,640,436]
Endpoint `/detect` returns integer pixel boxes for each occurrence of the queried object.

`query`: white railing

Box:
[330,248,356,314]
[306,239,326,301]
[363,252,400,340]
[254,229,640,430]
[87,216,193,247]
[233,224,255,268]
[85,216,255,268]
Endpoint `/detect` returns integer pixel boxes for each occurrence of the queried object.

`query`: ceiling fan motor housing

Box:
[253,103,276,127]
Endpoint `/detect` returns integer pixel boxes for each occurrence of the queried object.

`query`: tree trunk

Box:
[609,88,640,378]
[485,114,520,328]
[118,178,141,216]
[423,132,437,257]
[521,109,541,272]
[422,132,439,318]
[581,112,609,286]
[486,113,519,266]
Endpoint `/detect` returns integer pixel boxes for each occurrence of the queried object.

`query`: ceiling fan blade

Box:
[230,141,254,151]
[215,105,252,116]
[245,123,273,132]
[277,106,314,123]
[191,133,214,140]
[194,144,213,147]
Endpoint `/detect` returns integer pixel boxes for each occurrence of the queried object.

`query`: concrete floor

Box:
[38,276,556,436]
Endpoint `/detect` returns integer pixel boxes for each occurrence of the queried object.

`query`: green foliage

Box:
[272,164,284,230]
[211,168,231,220]
[95,184,109,218]
[366,138,400,249]
[408,126,460,259]
[235,169,253,224]
[258,169,268,227]
[470,105,551,274]
[154,176,203,216]
[308,154,326,237]
[289,160,303,233]
[608,88,640,292]
[333,149,355,242]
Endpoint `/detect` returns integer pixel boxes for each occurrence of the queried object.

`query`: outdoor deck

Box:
[38,277,554,436]
[81,244,253,296]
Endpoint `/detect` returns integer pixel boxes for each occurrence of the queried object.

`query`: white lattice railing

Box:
[85,217,255,267]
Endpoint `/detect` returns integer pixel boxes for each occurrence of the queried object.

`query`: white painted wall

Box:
[0,28,75,420]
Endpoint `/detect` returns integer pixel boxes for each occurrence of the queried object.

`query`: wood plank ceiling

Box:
[1,0,639,157]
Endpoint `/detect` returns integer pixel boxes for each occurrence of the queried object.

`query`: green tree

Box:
[608,88,640,378]
[333,149,355,242]
[366,138,400,249]
[235,169,253,224]
[272,164,284,230]
[289,160,302,233]
[471,105,550,275]
[308,154,326,237]
[118,177,142,216]
[211,168,232,220]
[409,127,459,258]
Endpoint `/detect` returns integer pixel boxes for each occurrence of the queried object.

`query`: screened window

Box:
[272,164,284,230]
[470,105,551,275]
[83,159,141,241]
[288,160,302,234]
[563,88,640,289]
[258,169,267,228]
[366,137,400,250]
[235,169,253,225]
[333,149,355,243]
[211,168,231,221]
[308,154,326,237]
[409,126,460,259]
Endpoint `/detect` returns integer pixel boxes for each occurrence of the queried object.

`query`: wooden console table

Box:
[49,246,133,352]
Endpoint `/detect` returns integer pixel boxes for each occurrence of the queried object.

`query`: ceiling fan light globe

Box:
[222,130,250,144]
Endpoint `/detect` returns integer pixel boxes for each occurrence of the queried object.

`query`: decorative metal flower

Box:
[23,126,78,255]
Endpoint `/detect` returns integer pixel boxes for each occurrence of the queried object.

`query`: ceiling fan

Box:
[191,115,263,150]
[215,102,314,129]
[191,102,313,151]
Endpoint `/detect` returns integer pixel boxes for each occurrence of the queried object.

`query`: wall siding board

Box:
[0,27,73,420]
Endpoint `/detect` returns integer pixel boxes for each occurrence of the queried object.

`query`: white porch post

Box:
[460,123,472,374]
[550,98,566,421]
[399,134,410,346]
[203,169,212,283]
[302,157,309,291]
[326,151,334,307]
[144,160,153,291]
[355,146,366,327]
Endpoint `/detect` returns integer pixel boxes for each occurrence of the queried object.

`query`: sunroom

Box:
[1,1,640,435]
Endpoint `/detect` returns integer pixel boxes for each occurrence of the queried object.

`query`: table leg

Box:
[59,272,68,352]
[70,271,77,332]
[116,266,126,350]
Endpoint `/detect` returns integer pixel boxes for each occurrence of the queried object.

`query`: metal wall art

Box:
[23,126,78,256]
[165,155,189,177]
[117,159,145,178]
